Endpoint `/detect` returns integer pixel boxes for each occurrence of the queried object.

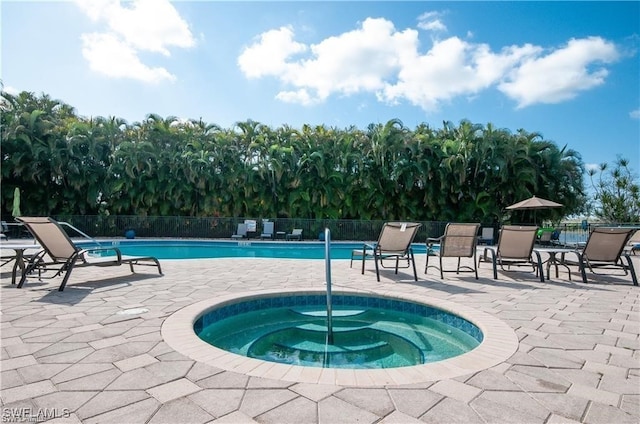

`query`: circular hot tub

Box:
[162,288,518,386]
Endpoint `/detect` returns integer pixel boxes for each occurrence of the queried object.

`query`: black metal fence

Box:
[42,215,449,242]
[4,215,638,245]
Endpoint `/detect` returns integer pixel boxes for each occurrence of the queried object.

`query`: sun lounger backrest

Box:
[440,223,480,257]
[16,217,78,260]
[377,222,421,253]
[539,231,552,242]
[497,225,538,260]
[236,223,247,236]
[583,227,633,262]
[263,222,274,235]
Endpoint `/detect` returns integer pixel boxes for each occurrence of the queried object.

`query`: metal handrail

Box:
[324,227,333,344]
[57,221,101,245]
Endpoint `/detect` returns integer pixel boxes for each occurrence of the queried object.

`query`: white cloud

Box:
[81,33,176,83]
[499,37,619,108]
[276,89,317,106]
[75,0,195,83]
[381,38,540,111]
[238,17,622,111]
[417,11,447,32]
[585,163,602,172]
[239,18,416,104]
[630,109,640,119]
[238,26,307,78]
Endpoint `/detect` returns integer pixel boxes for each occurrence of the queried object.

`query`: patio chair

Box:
[260,221,274,239]
[358,222,421,282]
[231,223,247,239]
[1,221,8,240]
[15,217,162,291]
[625,229,640,255]
[286,228,303,241]
[550,228,563,246]
[478,225,544,282]
[478,227,494,245]
[425,223,480,279]
[537,230,553,246]
[563,227,637,286]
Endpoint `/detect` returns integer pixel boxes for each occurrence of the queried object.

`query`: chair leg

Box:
[532,250,544,282]
[58,259,79,291]
[424,253,430,274]
[58,267,74,291]
[374,253,381,282]
[17,252,45,289]
[480,248,498,279]
[492,254,498,279]
[577,254,588,284]
[439,256,444,279]
[622,254,638,286]
[473,250,478,280]
[410,250,418,281]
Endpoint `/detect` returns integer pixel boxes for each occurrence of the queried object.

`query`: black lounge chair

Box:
[15,217,162,291]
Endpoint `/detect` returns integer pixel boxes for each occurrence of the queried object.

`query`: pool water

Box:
[194,295,481,369]
[80,240,430,260]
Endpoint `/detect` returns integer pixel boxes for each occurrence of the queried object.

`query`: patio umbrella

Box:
[506,195,562,225]
[12,188,21,217]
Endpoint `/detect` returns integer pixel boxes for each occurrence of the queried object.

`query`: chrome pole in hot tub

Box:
[324,227,334,344]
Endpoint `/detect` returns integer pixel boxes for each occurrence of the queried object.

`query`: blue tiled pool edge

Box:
[194,294,483,344]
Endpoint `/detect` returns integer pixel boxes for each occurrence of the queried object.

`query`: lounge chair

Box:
[478,227,494,245]
[260,222,274,239]
[625,229,640,255]
[231,223,247,239]
[286,228,303,241]
[563,227,637,286]
[537,230,553,246]
[478,225,544,282]
[426,223,480,279]
[550,228,562,246]
[1,221,8,240]
[358,222,421,282]
[15,217,162,291]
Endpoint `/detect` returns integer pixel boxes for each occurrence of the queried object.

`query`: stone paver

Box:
[1,252,638,423]
[146,378,202,403]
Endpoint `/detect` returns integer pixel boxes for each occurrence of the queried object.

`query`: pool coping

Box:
[161,287,519,387]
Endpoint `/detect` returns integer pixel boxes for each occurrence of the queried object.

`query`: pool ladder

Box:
[324,228,334,344]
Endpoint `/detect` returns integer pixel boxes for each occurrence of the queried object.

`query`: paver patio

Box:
[1,250,638,423]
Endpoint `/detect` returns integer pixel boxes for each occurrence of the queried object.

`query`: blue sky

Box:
[2,1,639,178]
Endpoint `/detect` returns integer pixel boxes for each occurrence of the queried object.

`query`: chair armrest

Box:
[79,247,123,263]
[363,243,376,251]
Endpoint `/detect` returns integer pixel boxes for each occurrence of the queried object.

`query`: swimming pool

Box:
[78,239,430,260]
